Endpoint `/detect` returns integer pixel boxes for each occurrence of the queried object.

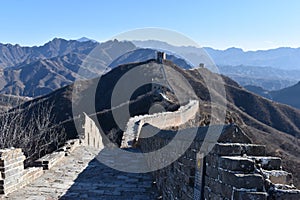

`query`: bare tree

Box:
[0,100,66,165]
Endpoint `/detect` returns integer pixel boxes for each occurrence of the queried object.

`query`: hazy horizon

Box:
[1,37,299,52]
[1,0,299,51]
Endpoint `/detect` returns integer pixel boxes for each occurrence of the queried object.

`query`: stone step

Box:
[211,143,266,156]
[262,170,293,185]
[218,168,264,190]
[219,156,255,172]
[249,156,282,170]
[233,190,267,200]
[269,188,300,199]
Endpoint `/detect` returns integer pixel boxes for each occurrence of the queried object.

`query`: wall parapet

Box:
[81,113,105,151]
[0,148,43,194]
[0,139,80,195]
[121,100,199,148]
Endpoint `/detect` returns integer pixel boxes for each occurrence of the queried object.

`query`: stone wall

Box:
[121,100,199,148]
[81,113,105,150]
[138,124,300,200]
[0,139,80,195]
[0,148,43,194]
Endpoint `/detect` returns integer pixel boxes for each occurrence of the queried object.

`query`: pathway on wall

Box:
[2,146,158,200]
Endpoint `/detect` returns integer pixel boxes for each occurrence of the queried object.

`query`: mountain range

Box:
[0,38,300,111]
[1,38,300,98]
[0,38,299,186]
[133,40,300,70]
[133,40,300,90]
[0,39,196,97]
[0,38,97,69]
[0,39,136,96]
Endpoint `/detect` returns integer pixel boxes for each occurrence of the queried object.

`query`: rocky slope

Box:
[0,94,30,112]
[245,82,300,110]
[270,81,300,109]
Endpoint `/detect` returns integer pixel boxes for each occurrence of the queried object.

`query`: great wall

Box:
[0,99,299,199]
[121,100,199,148]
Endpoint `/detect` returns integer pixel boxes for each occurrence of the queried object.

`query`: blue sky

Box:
[1,0,300,50]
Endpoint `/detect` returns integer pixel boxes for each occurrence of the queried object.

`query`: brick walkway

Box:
[2,146,158,200]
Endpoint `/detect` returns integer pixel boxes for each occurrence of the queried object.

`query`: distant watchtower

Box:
[156,51,166,63]
[152,51,173,97]
[199,63,205,68]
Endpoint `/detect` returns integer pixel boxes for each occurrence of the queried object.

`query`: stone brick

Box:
[204,186,225,200]
[22,167,44,182]
[205,154,219,168]
[262,170,293,185]
[34,151,65,170]
[233,190,267,200]
[218,156,255,172]
[218,168,264,190]
[0,148,23,158]
[203,186,210,200]
[0,159,25,173]
[1,167,24,179]
[250,156,282,170]
[212,143,266,156]
[217,124,252,144]
[205,176,233,199]
[0,155,25,167]
[269,188,300,200]
[205,165,218,179]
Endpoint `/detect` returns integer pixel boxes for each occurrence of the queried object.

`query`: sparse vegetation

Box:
[0,101,66,166]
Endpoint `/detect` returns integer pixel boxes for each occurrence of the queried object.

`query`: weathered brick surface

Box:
[34,151,65,170]
[262,170,293,185]
[205,176,233,199]
[138,123,300,200]
[212,143,266,156]
[205,165,218,179]
[0,147,62,195]
[233,190,267,200]
[203,186,226,200]
[269,188,300,200]
[250,156,282,170]
[218,168,264,190]
[218,156,255,172]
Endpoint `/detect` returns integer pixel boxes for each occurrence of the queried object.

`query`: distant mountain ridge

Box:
[0,38,98,69]
[133,40,300,90]
[205,47,300,69]
[77,37,97,43]
[246,81,300,109]
[0,39,137,96]
[133,40,300,69]
[218,65,300,90]
[1,38,300,96]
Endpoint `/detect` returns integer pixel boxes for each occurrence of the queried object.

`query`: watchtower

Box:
[156,51,166,63]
